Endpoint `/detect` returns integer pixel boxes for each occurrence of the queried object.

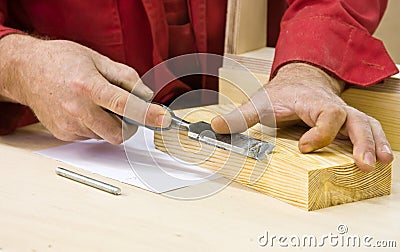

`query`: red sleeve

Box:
[0,1,37,135]
[271,0,399,86]
[0,1,20,37]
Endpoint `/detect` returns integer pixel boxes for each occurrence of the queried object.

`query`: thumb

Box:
[93,53,154,101]
[211,88,274,133]
[123,96,172,129]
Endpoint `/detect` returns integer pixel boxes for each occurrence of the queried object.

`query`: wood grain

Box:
[1,123,400,250]
[341,88,400,150]
[154,104,392,211]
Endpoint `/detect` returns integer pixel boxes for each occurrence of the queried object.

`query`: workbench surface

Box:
[1,124,399,251]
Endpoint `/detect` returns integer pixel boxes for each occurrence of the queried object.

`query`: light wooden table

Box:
[0,124,399,252]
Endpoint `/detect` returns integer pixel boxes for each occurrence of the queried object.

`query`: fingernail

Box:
[381,144,392,155]
[145,88,154,96]
[211,115,229,133]
[363,152,376,167]
[139,80,154,99]
[300,143,313,153]
[144,90,154,100]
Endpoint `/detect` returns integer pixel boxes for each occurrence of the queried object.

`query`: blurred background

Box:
[375,0,400,63]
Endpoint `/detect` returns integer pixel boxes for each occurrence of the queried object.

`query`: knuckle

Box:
[348,111,369,127]
[325,104,346,118]
[109,93,127,113]
[121,67,139,83]
[315,130,335,144]
[352,108,368,119]
[376,137,389,147]
[369,116,382,127]
[70,79,91,95]
[365,137,375,147]
[61,101,85,118]
[357,136,375,149]
[90,81,105,101]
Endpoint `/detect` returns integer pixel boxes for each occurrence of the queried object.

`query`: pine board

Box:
[154,104,392,211]
[341,89,400,150]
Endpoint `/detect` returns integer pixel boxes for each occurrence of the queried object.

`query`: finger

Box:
[368,117,393,164]
[82,105,124,144]
[54,133,90,142]
[122,121,139,140]
[297,104,346,153]
[51,115,102,140]
[68,120,103,140]
[343,108,377,172]
[124,96,172,128]
[50,127,91,142]
[75,127,102,140]
[89,75,171,128]
[211,88,273,133]
[68,136,91,142]
[336,132,349,140]
[211,104,254,134]
[93,54,154,100]
[111,112,139,140]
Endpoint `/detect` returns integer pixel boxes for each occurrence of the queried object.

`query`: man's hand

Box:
[0,34,170,144]
[211,63,393,171]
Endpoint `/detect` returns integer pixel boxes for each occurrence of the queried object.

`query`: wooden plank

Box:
[218,67,267,104]
[154,104,392,211]
[341,89,400,150]
[224,0,267,54]
[1,123,400,251]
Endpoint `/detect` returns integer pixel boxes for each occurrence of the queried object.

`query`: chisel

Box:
[121,104,274,161]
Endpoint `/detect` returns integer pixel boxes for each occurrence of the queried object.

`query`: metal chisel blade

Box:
[187,121,274,161]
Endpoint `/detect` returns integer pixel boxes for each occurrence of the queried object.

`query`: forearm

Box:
[0,34,41,104]
[0,34,43,133]
[275,63,346,95]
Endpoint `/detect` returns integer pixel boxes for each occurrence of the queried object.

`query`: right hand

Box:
[0,34,171,144]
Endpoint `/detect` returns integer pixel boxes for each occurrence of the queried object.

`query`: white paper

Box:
[37,128,220,193]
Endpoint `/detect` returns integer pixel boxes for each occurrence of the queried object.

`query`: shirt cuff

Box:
[271,16,399,86]
[0,27,24,39]
[0,103,33,135]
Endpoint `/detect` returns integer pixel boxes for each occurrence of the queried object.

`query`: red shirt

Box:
[0,0,397,134]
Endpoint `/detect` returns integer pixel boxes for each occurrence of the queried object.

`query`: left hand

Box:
[211,63,393,171]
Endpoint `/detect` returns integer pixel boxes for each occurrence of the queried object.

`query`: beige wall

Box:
[374,0,400,63]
